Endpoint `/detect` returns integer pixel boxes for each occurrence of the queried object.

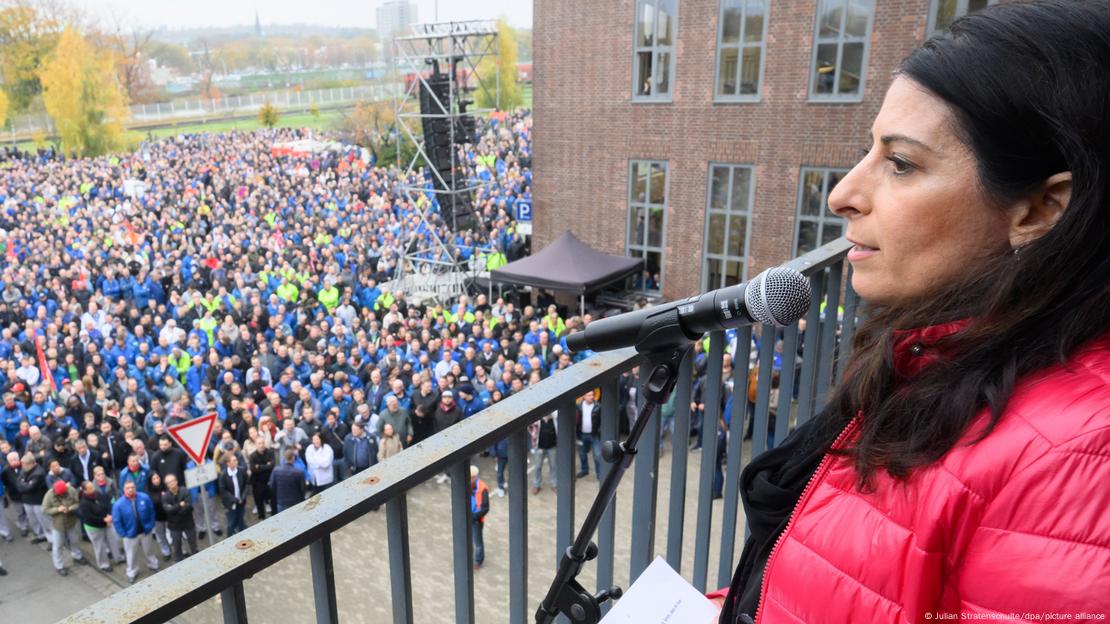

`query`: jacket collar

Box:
[891,319,971,379]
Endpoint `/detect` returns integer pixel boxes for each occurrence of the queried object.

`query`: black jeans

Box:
[169,525,198,561]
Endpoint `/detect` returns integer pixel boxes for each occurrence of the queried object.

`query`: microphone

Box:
[565,267,811,354]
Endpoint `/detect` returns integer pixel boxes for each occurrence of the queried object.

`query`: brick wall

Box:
[534,0,932,299]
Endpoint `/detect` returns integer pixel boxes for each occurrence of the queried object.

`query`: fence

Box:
[64,237,859,624]
[5,83,404,141]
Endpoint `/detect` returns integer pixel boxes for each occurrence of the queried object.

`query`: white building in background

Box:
[376,0,418,42]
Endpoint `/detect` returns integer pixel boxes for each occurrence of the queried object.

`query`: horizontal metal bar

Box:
[781,237,853,277]
[62,348,640,624]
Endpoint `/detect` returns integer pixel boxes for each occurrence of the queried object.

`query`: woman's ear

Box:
[1008,172,1071,250]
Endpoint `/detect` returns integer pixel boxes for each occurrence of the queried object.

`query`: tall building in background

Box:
[377,0,419,42]
[533,0,998,300]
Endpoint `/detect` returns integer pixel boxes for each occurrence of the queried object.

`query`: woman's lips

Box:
[847,243,879,262]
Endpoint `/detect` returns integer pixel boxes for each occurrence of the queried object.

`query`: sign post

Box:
[515,199,532,236]
[168,414,219,548]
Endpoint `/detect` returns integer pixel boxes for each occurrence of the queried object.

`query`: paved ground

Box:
[0,434,752,623]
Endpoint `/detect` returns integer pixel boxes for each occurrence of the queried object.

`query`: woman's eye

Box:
[886,156,914,175]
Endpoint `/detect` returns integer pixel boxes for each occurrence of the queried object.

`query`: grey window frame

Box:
[627,159,670,291]
[632,0,679,102]
[793,166,849,255]
[713,0,770,102]
[807,0,875,102]
[926,0,998,35]
[701,163,755,291]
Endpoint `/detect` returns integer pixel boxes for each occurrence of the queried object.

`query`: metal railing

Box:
[63,238,859,624]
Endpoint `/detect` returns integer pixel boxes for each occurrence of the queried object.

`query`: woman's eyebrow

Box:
[879,133,937,154]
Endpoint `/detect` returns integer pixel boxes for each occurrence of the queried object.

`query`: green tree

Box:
[258,101,279,128]
[0,4,61,113]
[38,27,130,157]
[474,19,523,111]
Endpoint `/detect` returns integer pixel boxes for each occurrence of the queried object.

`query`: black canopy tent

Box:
[489,230,643,314]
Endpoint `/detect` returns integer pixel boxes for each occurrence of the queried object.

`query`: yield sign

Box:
[167,413,218,464]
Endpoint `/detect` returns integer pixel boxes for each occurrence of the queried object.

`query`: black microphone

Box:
[565,267,811,354]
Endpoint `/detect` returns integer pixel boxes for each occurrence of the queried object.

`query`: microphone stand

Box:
[536,308,696,624]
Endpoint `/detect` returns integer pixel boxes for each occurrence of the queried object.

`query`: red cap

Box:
[53,480,68,496]
[11,383,25,394]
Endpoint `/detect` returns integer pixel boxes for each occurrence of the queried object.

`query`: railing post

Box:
[555,403,576,567]
[309,535,338,624]
[775,324,801,443]
[665,349,694,572]
[751,324,777,458]
[221,581,248,624]
[692,330,725,592]
[508,428,529,624]
[597,376,620,610]
[386,495,414,624]
[450,460,475,624]
[814,262,843,407]
[717,325,752,587]
[629,363,661,584]
[836,267,861,384]
[795,272,827,425]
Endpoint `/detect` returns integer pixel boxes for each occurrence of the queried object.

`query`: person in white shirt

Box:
[576,392,602,479]
[304,433,335,494]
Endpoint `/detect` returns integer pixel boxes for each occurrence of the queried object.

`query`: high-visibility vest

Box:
[470,479,490,524]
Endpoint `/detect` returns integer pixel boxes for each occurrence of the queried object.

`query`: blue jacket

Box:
[111,492,156,537]
[118,466,151,493]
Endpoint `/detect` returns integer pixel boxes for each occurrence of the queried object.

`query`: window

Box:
[809,0,873,100]
[634,0,678,100]
[628,160,669,290]
[703,164,754,290]
[795,167,848,255]
[714,0,769,101]
[928,0,997,34]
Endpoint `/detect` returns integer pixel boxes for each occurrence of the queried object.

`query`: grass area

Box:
[138,109,346,139]
[522,84,533,109]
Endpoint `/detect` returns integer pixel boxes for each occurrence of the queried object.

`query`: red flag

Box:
[35,335,58,395]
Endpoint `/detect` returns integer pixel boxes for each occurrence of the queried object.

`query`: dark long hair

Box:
[829,0,1110,488]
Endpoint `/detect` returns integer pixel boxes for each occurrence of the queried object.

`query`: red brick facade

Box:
[533,0,938,300]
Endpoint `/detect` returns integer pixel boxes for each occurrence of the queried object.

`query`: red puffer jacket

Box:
[756,323,1110,623]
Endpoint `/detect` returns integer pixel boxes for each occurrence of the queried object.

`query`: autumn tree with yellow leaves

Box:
[474,19,523,112]
[38,27,130,157]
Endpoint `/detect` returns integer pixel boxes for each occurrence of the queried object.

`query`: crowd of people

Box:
[0,106,755,588]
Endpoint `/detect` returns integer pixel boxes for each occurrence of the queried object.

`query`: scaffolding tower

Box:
[390,20,500,303]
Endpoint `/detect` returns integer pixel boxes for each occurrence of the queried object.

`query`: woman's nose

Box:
[827,162,869,219]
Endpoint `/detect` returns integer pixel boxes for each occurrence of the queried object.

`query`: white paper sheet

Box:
[600,556,719,624]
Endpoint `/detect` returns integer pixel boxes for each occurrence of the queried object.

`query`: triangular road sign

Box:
[167,413,218,464]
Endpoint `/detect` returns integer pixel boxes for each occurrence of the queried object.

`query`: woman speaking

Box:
[718,1,1110,622]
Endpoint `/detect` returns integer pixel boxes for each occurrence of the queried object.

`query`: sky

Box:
[75,0,533,32]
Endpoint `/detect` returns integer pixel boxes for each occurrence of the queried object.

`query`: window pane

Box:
[838,42,865,95]
[845,0,870,38]
[629,207,645,246]
[637,0,656,47]
[933,0,958,31]
[727,214,747,255]
[648,206,664,247]
[821,220,843,245]
[801,170,825,216]
[818,0,843,39]
[968,0,991,10]
[730,168,751,213]
[740,46,761,94]
[654,51,671,95]
[826,170,844,196]
[656,0,675,46]
[744,0,765,43]
[645,251,663,289]
[637,52,654,96]
[813,44,838,95]
[710,166,729,210]
[724,260,743,287]
[650,163,667,204]
[707,213,726,255]
[721,0,742,45]
[797,220,818,254]
[705,257,723,290]
[632,162,648,202]
[718,48,739,96]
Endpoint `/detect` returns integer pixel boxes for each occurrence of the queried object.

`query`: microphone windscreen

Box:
[745,268,811,326]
